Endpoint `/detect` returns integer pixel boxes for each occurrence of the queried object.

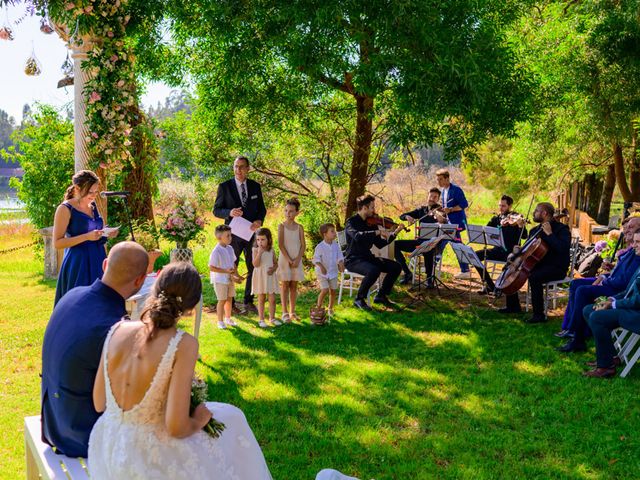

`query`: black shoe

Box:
[498,307,522,314]
[400,273,413,285]
[243,303,258,313]
[232,303,246,315]
[524,314,547,324]
[556,340,587,353]
[554,329,574,339]
[425,280,436,289]
[373,295,396,308]
[354,298,372,311]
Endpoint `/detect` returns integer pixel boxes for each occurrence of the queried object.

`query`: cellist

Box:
[498,202,571,323]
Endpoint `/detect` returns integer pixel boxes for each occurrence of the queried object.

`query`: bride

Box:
[88,262,272,479]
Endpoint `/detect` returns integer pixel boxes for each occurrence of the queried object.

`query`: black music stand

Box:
[450,242,486,297]
[403,235,445,309]
[415,223,458,291]
[466,225,505,291]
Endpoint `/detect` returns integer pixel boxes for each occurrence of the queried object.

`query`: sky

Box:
[0,4,173,123]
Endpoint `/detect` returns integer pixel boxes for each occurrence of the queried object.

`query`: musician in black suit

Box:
[213,156,267,311]
[499,202,571,323]
[475,195,528,294]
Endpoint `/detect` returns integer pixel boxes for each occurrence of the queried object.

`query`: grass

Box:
[2,222,640,479]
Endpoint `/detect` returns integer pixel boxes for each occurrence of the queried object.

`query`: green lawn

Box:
[1,229,639,479]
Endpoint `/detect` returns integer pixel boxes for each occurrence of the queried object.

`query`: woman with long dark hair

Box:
[88,263,272,479]
[53,170,118,304]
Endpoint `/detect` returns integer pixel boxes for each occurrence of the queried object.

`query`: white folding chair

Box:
[485,259,507,281]
[526,236,581,315]
[336,230,379,304]
[612,328,640,378]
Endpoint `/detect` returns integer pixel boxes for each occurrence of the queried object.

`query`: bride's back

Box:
[106,321,177,411]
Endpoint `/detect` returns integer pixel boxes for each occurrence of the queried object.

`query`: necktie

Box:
[241,183,247,208]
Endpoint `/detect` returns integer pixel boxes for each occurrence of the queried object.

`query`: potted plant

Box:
[159,200,206,263]
[134,220,163,274]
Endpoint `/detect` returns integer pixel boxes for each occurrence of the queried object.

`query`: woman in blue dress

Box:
[53,170,119,304]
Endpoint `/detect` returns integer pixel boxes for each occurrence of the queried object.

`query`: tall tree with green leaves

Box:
[155,0,533,216]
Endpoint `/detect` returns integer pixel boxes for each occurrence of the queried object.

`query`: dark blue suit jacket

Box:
[442,182,468,231]
[213,178,267,226]
[41,280,126,457]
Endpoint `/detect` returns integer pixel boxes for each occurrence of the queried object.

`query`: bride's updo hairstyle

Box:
[141,262,202,335]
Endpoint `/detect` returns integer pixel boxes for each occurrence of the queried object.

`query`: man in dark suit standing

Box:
[41,242,148,457]
[214,156,267,312]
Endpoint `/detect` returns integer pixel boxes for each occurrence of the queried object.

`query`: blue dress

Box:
[54,202,107,305]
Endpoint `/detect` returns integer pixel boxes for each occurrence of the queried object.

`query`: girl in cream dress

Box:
[278,197,306,323]
[251,228,281,328]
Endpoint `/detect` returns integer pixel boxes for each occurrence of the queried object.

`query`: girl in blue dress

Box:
[53,170,119,304]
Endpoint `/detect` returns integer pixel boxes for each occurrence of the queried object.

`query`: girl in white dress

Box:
[88,262,272,480]
[277,198,306,323]
[252,228,280,328]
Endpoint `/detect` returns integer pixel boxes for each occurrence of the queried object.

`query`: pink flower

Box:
[91,132,99,139]
[84,5,93,13]
[99,162,107,169]
[89,91,101,104]
[65,3,74,10]
[117,79,125,87]
[111,55,118,62]
[107,31,114,38]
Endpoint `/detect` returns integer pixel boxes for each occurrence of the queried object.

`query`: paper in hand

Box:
[102,226,120,237]
[229,217,255,241]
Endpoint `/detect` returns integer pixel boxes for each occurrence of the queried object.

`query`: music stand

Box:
[467,225,505,290]
[402,236,445,309]
[418,223,459,241]
[450,242,485,297]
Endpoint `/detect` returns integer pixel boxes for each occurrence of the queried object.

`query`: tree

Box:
[155,0,534,216]
[3,105,74,229]
[0,109,15,152]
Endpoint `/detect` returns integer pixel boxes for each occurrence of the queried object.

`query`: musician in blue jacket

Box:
[436,169,470,278]
[40,242,148,457]
[582,237,640,378]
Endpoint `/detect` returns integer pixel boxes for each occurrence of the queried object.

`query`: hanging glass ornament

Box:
[1,5,13,41]
[61,52,73,76]
[40,17,54,35]
[25,44,42,76]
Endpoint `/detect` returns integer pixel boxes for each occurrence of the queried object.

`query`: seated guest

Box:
[475,195,527,294]
[557,231,640,352]
[582,245,640,378]
[557,216,640,338]
[41,242,148,457]
[395,187,447,285]
[344,194,403,310]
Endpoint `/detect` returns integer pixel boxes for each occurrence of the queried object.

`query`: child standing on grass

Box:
[313,223,344,316]
[278,197,306,323]
[209,224,239,330]
[252,227,281,328]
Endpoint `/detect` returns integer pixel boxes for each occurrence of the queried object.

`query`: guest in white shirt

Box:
[209,225,239,329]
[313,223,345,316]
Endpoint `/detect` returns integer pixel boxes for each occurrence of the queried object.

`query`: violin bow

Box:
[517,195,535,247]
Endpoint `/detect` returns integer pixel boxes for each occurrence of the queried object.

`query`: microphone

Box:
[100,191,131,198]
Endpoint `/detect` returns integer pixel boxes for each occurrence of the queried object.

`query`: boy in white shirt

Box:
[313,223,345,315]
[209,225,239,329]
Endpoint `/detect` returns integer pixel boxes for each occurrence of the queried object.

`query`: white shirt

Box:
[442,187,449,208]
[313,240,344,280]
[209,244,236,284]
[235,178,248,205]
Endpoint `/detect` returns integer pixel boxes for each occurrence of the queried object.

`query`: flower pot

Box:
[170,247,193,264]
[147,249,163,274]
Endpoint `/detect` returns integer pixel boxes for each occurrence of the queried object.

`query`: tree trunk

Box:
[613,142,632,202]
[585,173,603,219]
[345,94,374,219]
[597,163,616,225]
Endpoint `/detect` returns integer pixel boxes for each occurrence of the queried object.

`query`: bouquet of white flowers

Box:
[190,377,225,438]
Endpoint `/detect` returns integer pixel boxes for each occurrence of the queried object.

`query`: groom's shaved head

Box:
[104,241,149,285]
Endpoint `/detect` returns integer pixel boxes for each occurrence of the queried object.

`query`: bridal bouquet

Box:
[191,377,226,438]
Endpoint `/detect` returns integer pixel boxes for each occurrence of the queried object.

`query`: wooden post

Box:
[569,183,578,229]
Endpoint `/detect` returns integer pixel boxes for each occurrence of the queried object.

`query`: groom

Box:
[41,242,148,457]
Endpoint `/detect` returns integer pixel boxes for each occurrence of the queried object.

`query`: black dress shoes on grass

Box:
[354,298,373,311]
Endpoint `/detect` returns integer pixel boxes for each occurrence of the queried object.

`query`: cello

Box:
[494,207,569,296]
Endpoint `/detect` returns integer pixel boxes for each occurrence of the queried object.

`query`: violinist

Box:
[344,194,403,311]
[499,202,571,323]
[476,195,528,294]
[394,187,446,286]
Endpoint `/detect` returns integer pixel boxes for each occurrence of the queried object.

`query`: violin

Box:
[500,213,527,227]
[366,214,410,233]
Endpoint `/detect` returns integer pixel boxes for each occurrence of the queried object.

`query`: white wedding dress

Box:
[88,326,272,480]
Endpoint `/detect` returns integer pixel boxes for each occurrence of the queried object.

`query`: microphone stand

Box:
[102,193,136,242]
